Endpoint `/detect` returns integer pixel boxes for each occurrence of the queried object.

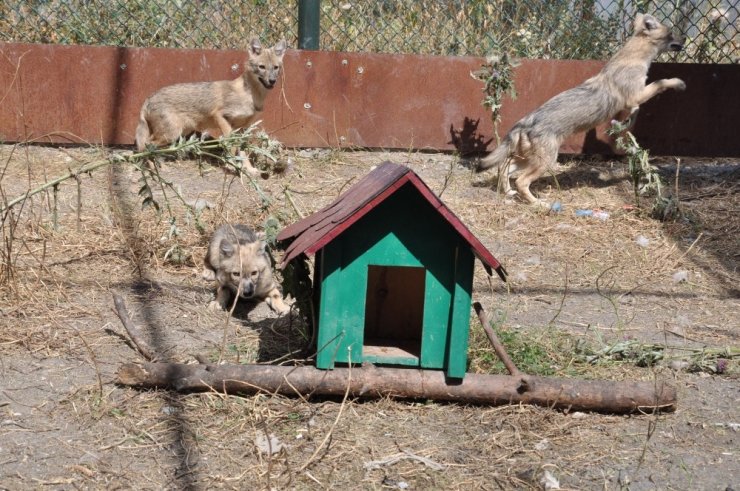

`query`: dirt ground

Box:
[0,143,738,490]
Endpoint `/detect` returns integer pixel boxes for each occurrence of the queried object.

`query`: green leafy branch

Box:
[607,120,680,220]
[1,124,286,265]
[472,50,519,143]
[577,338,738,374]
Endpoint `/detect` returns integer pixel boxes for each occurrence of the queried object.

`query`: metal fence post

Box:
[298,0,320,50]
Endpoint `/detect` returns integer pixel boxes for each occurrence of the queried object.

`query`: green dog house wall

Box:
[277,162,507,379]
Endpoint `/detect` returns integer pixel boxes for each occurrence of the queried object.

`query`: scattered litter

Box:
[550,201,562,213]
[534,439,550,451]
[617,469,630,487]
[161,406,177,415]
[540,469,560,490]
[672,270,689,283]
[364,450,444,471]
[575,209,609,220]
[381,477,409,489]
[714,422,740,432]
[569,412,588,419]
[635,235,650,248]
[254,433,284,455]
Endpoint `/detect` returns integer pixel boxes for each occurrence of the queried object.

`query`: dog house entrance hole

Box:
[364,265,425,363]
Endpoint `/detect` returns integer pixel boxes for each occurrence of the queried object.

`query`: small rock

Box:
[669,360,690,371]
[534,439,550,451]
[525,255,541,266]
[254,433,284,455]
[672,270,689,283]
[541,469,560,490]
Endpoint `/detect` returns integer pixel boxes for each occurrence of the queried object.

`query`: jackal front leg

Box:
[213,113,261,176]
[634,78,686,106]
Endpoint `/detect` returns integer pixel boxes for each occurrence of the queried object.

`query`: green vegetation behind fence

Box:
[1,1,737,63]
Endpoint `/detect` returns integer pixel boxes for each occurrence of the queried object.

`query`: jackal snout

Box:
[249,37,285,89]
[636,13,684,53]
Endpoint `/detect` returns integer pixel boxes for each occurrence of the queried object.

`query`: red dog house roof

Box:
[277,161,507,280]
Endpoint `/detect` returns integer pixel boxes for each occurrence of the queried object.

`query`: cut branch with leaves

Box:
[472,50,519,144]
[607,119,681,221]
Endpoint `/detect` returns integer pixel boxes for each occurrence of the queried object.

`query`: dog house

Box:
[277,162,506,379]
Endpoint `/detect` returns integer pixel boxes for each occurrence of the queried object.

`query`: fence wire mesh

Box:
[1,1,737,63]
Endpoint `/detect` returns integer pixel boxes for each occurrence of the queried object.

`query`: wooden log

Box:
[117,363,676,414]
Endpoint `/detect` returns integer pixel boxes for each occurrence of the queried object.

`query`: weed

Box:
[607,119,681,221]
[472,50,518,144]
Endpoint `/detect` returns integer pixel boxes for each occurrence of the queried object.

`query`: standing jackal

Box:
[135,36,286,171]
[478,14,685,206]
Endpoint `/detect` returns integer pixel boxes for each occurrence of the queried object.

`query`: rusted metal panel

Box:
[0,42,738,156]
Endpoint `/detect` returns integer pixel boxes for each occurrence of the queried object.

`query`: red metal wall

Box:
[0,42,737,156]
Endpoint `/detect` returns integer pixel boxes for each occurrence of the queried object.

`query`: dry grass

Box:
[0,143,738,489]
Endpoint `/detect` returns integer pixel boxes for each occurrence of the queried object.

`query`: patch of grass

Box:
[468,314,580,377]
[468,313,738,378]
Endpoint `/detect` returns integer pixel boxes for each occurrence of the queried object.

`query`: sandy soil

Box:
[0,144,738,490]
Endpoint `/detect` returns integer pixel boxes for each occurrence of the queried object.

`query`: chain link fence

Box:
[1,1,737,63]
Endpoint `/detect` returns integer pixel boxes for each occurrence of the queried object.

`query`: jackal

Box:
[135,37,286,172]
[203,224,289,314]
[478,14,685,206]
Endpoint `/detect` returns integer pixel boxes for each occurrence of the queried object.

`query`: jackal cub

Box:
[203,224,289,314]
[135,36,286,173]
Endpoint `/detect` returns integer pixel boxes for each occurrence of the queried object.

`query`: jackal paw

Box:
[207,300,223,311]
[670,78,686,91]
[266,294,290,315]
[236,150,261,176]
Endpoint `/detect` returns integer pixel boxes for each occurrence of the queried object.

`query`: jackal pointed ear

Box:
[273,38,287,57]
[219,238,235,258]
[249,37,263,56]
[640,14,659,31]
[256,240,267,256]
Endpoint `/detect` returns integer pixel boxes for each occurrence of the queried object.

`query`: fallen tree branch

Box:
[116,363,677,414]
[112,292,157,361]
[473,302,521,377]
